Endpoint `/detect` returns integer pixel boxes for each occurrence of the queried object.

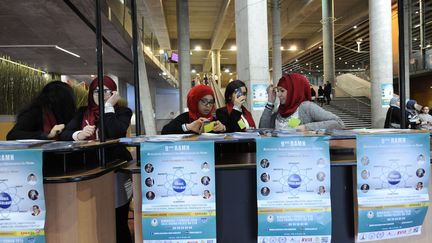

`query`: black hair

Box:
[224,80,247,104]
[18,81,76,124]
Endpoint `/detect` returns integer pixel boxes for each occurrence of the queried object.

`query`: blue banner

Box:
[140,141,216,243]
[256,136,332,242]
[356,133,430,241]
[0,149,45,243]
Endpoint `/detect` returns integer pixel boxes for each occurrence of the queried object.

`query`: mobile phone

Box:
[235,88,243,98]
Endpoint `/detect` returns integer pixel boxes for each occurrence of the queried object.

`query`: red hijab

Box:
[82,76,117,139]
[187,85,215,122]
[277,73,312,117]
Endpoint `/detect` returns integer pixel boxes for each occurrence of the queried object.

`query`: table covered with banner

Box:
[121,129,432,243]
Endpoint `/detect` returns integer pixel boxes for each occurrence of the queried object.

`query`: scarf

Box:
[187,85,215,122]
[226,102,256,129]
[277,73,312,117]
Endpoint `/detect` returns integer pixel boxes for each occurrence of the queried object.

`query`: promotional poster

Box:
[356,133,430,241]
[0,149,45,243]
[140,141,216,243]
[256,136,332,243]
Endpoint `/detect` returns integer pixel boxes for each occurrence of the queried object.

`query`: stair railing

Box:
[333,87,371,120]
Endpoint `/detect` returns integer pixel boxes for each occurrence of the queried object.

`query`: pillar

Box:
[211,50,221,88]
[322,0,335,95]
[403,0,411,98]
[272,0,282,84]
[235,0,269,123]
[369,0,393,128]
[176,0,191,112]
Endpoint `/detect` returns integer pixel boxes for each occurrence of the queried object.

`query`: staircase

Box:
[321,97,371,129]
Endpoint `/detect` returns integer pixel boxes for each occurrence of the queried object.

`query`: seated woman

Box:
[259,73,344,131]
[162,85,226,134]
[59,76,133,243]
[216,80,256,132]
[7,81,76,140]
[384,97,402,128]
[419,106,432,130]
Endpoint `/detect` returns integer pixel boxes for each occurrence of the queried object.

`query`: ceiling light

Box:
[224,68,230,73]
[230,45,237,51]
[159,49,164,54]
[191,69,196,73]
[280,46,284,50]
[353,25,357,29]
[162,72,167,75]
[306,63,309,66]
[339,57,342,60]
[229,72,233,75]
[414,38,418,41]
[318,46,322,49]
[290,69,292,71]
[295,59,299,62]
[55,46,80,58]
[345,62,348,64]
[352,65,355,67]
[288,45,298,51]
[316,65,319,68]
[416,11,419,14]
[0,57,47,74]
[194,46,202,51]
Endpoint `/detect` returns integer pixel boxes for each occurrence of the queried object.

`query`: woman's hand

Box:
[106,91,120,106]
[296,125,306,132]
[77,125,96,140]
[213,121,226,132]
[187,118,207,133]
[233,94,246,108]
[47,124,65,138]
[267,84,276,103]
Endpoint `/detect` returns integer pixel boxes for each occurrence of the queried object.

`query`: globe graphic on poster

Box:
[0,182,23,219]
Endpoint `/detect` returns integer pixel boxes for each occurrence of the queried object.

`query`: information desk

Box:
[122,132,432,243]
[0,140,129,243]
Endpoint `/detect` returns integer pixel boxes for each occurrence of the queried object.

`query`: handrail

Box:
[335,86,371,107]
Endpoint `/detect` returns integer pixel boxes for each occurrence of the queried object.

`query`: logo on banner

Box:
[172,178,187,192]
[287,174,302,189]
[0,192,12,209]
[387,171,401,185]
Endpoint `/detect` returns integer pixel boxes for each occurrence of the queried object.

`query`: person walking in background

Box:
[7,81,76,140]
[259,73,344,131]
[317,85,325,107]
[384,97,402,128]
[419,106,432,130]
[310,85,316,102]
[324,81,332,105]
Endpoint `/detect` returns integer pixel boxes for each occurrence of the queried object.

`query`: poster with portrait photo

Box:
[140,141,216,243]
[0,149,45,243]
[356,133,430,242]
[256,136,332,242]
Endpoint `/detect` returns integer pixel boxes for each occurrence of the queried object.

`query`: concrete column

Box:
[322,0,335,94]
[235,0,269,123]
[272,0,282,84]
[176,0,191,112]
[403,0,411,98]
[369,0,393,128]
[211,50,221,88]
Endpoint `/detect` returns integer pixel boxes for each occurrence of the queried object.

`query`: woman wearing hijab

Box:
[7,81,76,140]
[60,76,133,243]
[216,80,256,132]
[384,97,402,128]
[162,85,226,134]
[406,99,421,129]
[259,73,344,131]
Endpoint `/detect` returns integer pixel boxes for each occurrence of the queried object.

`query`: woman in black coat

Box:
[7,81,76,140]
[60,76,133,243]
[216,80,256,132]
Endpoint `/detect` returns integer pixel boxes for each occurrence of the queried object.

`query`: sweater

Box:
[259,101,345,130]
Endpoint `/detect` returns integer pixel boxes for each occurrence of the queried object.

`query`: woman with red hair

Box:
[60,76,133,243]
[259,73,344,131]
[162,85,226,134]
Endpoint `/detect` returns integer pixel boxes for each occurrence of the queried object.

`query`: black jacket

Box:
[216,107,248,132]
[384,106,414,129]
[7,107,49,140]
[60,106,132,161]
[161,112,219,134]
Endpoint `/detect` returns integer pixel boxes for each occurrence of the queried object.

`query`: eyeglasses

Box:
[199,99,215,106]
[93,89,112,96]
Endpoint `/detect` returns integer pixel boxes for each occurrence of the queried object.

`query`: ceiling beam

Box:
[138,0,171,50]
[202,0,235,72]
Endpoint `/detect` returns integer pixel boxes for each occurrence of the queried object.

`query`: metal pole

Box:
[398,0,407,129]
[131,0,142,135]
[96,0,105,141]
